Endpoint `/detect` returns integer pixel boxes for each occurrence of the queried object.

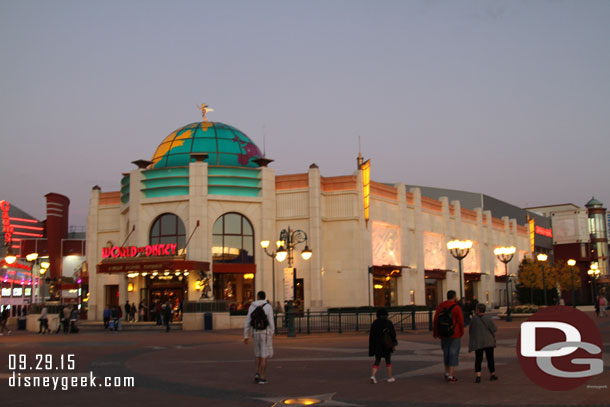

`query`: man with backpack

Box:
[433,290,464,383]
[244,291,275,384]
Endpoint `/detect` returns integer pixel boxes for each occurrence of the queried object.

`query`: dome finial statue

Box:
[199,103,214,121]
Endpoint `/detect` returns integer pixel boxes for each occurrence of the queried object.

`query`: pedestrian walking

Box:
[130,302,137,322]
[0,306,11,336]
[433,290,464,383]
[62,304,71,334]
[468,303,498,383]
[111,306,120,331]
[368,308,397,384]
[599,295,608,317]
[124,301,131,322]
[243,291,274,384]
[39,305,50,334]
[103,305,111,329]
[69,306,79,333]
[155,302,162,325]
[55,307,63,334]
[163,301,173,332]
[138,301,147,322]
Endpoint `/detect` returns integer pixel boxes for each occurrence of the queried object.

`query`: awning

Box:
[97,256,210,274]
[370,265,406,277]
[464,272,483,282]
[425,269,450,280]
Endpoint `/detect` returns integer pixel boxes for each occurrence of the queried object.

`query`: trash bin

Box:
[204,312,213,330]
[18,318,26,330]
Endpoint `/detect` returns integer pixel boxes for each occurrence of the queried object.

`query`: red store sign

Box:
[102,243,178,259]
[535,226,553,238]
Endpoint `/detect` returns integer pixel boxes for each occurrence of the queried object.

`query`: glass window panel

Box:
[151,221,160,237]
[243,236,253,258]
[242,218,253,236]
[213,217,223,235]
[161,215,177,235]
[177,219,186,235]
[224,236,242,262]
[212,235,223,262]
[224,213,241,234]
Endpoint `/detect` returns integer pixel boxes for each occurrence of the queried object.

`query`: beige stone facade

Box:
[86,159,530,321]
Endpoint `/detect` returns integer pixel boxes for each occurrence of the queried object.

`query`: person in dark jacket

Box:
[468,303,498,383]
[162,301,173,332]
[368,308,397,384]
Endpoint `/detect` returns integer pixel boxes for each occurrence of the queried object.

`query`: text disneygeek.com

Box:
[8,372,135,391]
[6,354,134,391]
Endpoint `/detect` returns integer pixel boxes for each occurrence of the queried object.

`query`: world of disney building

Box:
[85,110,530,327]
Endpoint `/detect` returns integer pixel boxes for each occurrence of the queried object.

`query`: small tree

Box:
[517,257,558,305]
[554,262,582,291]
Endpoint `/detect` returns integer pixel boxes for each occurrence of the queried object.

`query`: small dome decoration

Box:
[585,197,604,208]
[150,121,263,169]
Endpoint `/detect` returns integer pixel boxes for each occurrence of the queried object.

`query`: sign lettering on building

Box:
[1,200,13,244]
[535,225,553,238]
[102,243,178,259]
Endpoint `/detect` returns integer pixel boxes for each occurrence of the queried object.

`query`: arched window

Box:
[212,213,254,263]
[149,213,186,250]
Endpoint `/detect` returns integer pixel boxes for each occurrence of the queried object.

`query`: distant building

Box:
[527,197,609,304]
[17,194,87,308]
[0,200,44,313]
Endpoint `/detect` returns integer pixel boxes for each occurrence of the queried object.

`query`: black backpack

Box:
[437,304,457,338]
[382,327,395,351]
[250,303,269,330]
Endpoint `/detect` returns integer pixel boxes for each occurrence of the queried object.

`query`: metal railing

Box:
[274,309,434,335]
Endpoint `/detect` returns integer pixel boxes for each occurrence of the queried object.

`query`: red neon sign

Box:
[0,260,32,271]
[535,225,553,238]
[102,243,178,259]
[1,200,13,244]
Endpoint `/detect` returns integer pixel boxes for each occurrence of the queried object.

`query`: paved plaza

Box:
[1,311,609,407]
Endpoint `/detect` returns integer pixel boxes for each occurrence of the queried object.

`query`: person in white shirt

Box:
[244,291,275,384]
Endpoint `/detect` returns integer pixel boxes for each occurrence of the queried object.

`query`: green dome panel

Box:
[151,122,263,169]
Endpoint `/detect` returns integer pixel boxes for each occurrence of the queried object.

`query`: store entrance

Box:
[425,280,439,308]
[148,281,186,321]
[373,275,398,308]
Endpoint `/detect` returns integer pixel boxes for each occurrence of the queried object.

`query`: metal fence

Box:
[274,309,434,335]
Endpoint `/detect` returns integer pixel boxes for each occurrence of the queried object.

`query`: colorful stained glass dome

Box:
[150,122,263,169]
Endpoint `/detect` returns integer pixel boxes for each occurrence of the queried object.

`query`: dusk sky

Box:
[1,1,609,227]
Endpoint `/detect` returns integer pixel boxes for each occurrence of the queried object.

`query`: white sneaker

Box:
[387,377,396,383]
[370,376,377,384]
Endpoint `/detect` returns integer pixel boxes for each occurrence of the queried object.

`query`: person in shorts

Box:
[433,290,464,382]
[368,308,397,384]
[244,291,275,384]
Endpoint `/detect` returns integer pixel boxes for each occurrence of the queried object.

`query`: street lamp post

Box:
[588,262,600,306]
[447,240,472,307]
[260,240,284,308]
[537,253,548,306]
[567,259,577,308]
[272,227,312,338]
[494,246,516,322]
